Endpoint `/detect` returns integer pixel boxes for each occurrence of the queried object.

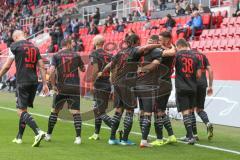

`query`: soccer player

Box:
[88,35,112,140]
[150,31,178,146]
[45,39,85,144]
[101,34,166,146]
[191,50,214,140]
[0,30,49,147]
[175,39,202,145]
[136,34,176,147]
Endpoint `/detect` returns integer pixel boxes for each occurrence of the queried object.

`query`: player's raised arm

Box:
[0,57,14,78]
[162,44,177,57]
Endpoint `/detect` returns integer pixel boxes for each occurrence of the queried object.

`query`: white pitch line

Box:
[0,106,240,155]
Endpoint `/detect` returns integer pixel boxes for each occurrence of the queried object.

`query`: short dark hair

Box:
[176,38,189,47]
[124,34,140,47]
[159,31,172,39]
[149,35,159,41]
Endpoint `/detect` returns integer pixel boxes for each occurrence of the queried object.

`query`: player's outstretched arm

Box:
[162,44,177,57]
[207,65,214,96]
[38,59,49,95]
[138,60,161,74]
[138,44,162,56]
[0,57,14,78]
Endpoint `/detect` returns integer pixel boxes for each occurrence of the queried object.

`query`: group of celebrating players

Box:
[0,29,214,148]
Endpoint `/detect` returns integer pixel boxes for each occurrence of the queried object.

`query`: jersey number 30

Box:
[24,47,37,63]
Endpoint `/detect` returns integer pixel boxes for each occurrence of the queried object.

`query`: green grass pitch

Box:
[0,92,239,160]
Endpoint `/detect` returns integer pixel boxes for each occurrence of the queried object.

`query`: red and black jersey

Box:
[51,49,84,88]
[159,52,175,82]
[175,50,201,92]
[195,51,210,87]
[89,48,112,82]
[137,48,163,85]
[111,47,141,84]
[10,40,41,85]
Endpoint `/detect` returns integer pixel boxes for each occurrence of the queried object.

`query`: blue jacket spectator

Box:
[187,11,203,40]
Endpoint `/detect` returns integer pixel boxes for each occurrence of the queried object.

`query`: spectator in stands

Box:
[21,5,32,18]
[158,0,166,10]
[233,0,240,17]
[198,4,204,13]
[180,0,190,12]
[186,11,203,40]
[92,7,100,25]
[33,0,39,8]
[164,14,176,31]
[115,21,125,32]
[64,19,73,38]
[72,19,80,34]
[106,15,114,25]
[132,11,140,22]
[127,14,133,23]
[88,22,99,35]
[143,18,151,30]
[187,3,198,14]
[3,31,13,47]
[175,3,185,16]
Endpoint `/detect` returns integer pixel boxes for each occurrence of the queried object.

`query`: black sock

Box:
[100,113,112,128]
[139,115,144,132]
[16,118,26,139]
[110,112,122,140]
[73,114,82,137]
[21,112,39,135]
[47,112,58,135]
[183,114,193,139]
[154,115,163,140]
[142,115,151,140]
[191,112,197,135]
[122,112,134,141]
[94,117,102,134]
[197,110,209,125]
[162,114,174,136]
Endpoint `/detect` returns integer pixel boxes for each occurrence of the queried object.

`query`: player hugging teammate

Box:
[0,30,214,148]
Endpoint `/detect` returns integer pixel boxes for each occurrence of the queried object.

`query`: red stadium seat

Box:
[200,30,209,40]
[204,40,213,51]
[228,17,236,27]
[213,29,221,38]
[202,14,211,27]
[221,18,230,28]
[220,28,228,38]
[219,39,228,50]
[198,41,206,51]
[227,38,236,50]
[211,39,221,51]
[191,41,200,50]
[234,38,240,50]
[228,28,236,37]
[207,29,215,39]
[235,27,240,37]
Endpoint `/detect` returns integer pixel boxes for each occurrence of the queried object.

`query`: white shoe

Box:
[44,134,51,142]
[74,137,81,144]
[12,138,23,144]
[140,140,152,148]
[32,130,46,147]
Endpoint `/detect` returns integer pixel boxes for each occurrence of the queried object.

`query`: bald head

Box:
[12,30,26,42]
[93,35,105,48]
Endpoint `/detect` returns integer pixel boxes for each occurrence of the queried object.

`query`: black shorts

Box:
[134,85,159,113]
[156,93,171,112]
[52,94,80,110]
[16,84,38,109]
[196,86,207,109]
[93,81,111,113]
[176,90,196,112]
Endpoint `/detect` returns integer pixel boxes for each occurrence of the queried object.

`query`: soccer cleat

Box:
[207,123,213,141]
[140,140,152,148]
[12,138,23,144]
[194,135,200,141]
[178,136,190,142]
[187,138,196,145]
[150,139,166,146]
[88,133,100,140]
[108,139,120,145]
[119,140,136,146]
[44,134,51,142]
[32,131,46,147]
[165,135,177,144]
[74,137,81,144]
